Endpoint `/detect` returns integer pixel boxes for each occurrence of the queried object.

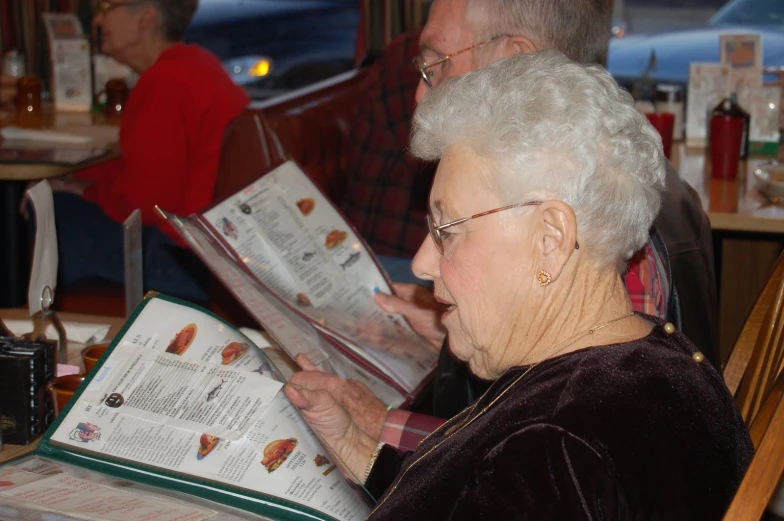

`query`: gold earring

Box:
[537,270,551,287]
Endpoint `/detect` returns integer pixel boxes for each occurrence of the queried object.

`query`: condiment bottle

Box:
[655,84,684,141]
[711,94,750,159]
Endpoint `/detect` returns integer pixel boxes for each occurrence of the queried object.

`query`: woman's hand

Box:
[284,380,378,483]
[289,354,388,439]
[375,282,447,349]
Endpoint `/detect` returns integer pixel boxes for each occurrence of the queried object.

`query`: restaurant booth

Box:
[2,0,784,519]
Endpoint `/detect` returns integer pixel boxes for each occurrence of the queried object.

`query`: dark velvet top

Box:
[365,321,753,520]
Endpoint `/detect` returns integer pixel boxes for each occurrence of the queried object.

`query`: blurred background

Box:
[1,0,778,102]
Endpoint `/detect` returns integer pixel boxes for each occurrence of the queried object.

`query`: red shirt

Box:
[77,43,250,242]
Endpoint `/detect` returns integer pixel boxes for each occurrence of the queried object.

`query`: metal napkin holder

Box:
[18,286,68,364]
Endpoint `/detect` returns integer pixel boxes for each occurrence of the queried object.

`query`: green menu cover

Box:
[0,294,372,521]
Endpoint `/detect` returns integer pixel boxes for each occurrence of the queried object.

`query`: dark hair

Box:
[464,0,611,64]
[147,0,199,41]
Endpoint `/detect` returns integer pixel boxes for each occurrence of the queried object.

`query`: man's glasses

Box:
[412,35,505,88]
[95,0,139,14]
[426,200,580,256]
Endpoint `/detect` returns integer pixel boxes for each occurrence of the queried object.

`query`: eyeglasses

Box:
[95,0,139,14]
[412,35,505,88]
[426,200,580,256]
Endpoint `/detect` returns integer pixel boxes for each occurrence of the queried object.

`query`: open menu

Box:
[0,294,371,521]
[156,160,439,407]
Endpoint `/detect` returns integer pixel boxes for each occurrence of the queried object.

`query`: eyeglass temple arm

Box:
[435,202,542,231]
[435,200,579,249]
[420,35,506,70]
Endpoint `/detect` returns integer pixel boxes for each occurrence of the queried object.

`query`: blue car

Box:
[607,0,784,91]
[184,0,359,98]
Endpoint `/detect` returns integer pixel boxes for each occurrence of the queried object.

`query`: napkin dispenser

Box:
[0,317,57,445]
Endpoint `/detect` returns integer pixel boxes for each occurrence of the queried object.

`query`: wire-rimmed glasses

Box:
[412,35,505,88]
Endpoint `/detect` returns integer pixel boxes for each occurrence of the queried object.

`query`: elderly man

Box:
[297,0,718,448]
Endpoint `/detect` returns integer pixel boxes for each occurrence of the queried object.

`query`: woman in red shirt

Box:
[51,0,249,301]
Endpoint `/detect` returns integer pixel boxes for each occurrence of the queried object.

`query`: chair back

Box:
[723,372,784,520]
[214,109,287,203]
[257,69,364,201]
[724,252,784,426]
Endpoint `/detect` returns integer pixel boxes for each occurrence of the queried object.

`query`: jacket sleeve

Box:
[448,424,622,521]
[654,161,719,367]
[364,444,408,500]
[81,78,189,226]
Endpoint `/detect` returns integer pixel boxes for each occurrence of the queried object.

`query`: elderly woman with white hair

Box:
[284,50,752,520]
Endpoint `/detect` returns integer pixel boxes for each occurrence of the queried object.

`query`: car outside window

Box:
[184,0,359,100]
[711,0,784,25]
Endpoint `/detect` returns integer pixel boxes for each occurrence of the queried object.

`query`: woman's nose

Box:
[412,235,440,282]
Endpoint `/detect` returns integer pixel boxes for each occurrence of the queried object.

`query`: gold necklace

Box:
[368,310,636,516]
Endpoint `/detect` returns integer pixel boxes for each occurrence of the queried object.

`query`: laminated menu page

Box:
[12,294,373,521]
[157,160,439,407]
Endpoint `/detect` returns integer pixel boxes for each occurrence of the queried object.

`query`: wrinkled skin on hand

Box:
[285,357,380,482]
[289,354,388,439]
[375,282,447,350]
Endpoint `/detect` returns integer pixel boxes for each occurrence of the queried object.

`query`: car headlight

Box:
[223,56,274,85]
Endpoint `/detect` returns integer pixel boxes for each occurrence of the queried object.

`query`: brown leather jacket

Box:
[655,161,719,367]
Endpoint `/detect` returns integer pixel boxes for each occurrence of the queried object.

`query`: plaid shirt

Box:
[380,240,670,450]
[340,31,431,257]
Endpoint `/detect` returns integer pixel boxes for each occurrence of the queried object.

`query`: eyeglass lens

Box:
[412,56,433,88]
[426,214,444,255]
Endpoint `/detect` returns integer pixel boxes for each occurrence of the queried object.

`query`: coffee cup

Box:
[81,343,109,373]
[47,374,85,417]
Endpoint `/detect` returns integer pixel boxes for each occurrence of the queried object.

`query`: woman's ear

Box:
[137,3,160,33]
[502,35,538,57]
[535,201,578,283]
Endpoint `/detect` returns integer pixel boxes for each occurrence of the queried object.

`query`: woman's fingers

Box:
[283,383,311,409]
[374,285,447,349]
[294,353,324,372]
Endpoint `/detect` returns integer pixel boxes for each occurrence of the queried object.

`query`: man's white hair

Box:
[464,0,611,64]
[411,50,666,269]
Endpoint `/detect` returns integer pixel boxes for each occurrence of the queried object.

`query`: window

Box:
[607,0,784,90]
[184,0,359,100]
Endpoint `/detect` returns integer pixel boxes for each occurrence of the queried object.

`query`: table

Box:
[0,109,119,308]
[0,309,125,463]
[672,143,784,363]
[673,143,784,233]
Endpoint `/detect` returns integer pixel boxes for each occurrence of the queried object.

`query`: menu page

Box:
[48,298,371,521]
[686,62,732,146]
[0,467,213,521]
[167,214,405,408]
[0,456,272,521]
[201,161,437,394]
